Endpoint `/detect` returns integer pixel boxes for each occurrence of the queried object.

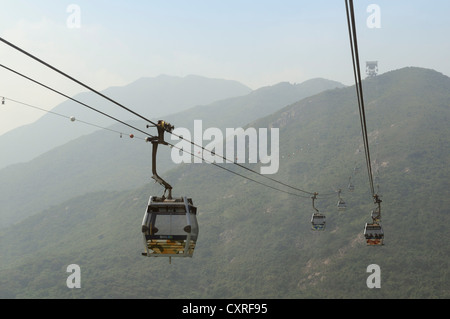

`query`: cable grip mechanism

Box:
[311,192,319,213]
[146,120,175,199]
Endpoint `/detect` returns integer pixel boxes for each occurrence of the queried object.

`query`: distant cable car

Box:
[364,194,383,246]
[364,223,384,246]
[337,200,347,211]
[70,116,76,122]
[348,177,355,192]
[336,189,347,211]
[311,193,326,231]
[142,196,198,258]
[141,120,199,262]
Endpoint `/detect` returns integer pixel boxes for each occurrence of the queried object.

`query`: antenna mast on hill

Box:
[366,61,378,77]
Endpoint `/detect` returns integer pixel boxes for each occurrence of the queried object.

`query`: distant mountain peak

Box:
[0,74,252,170]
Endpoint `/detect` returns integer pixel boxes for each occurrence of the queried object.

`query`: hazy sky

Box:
[1,0,450,135]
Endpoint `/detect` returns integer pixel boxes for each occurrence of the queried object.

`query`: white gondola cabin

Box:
[142,196,198,258]
[337,199,347,211]
[310,193,326,231]
[364,223,384,246]
[311,213,326,231]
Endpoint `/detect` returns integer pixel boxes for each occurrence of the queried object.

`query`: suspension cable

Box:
[0,96,146,140]
[345,0,376,198]
[0,65,315,199]
[0,63,154,139]
[0,36,318,196]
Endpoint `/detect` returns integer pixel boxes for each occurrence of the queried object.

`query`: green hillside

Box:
[0,67,449,299]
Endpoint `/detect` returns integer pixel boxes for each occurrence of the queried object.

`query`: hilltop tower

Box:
[366,61,378,77]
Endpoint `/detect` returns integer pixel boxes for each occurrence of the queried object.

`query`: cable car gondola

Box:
[311,193,326,231]
[311,213,326,231]
[364,223,384,246]
[142,196,198,258]
[336,189,347,211]
[364,195,383,245]
[347,177,355,192]
[141,120,199,262]
[337,200,347,211]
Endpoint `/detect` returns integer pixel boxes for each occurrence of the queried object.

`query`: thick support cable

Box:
[345,0,376,198]
[0,36,159,129]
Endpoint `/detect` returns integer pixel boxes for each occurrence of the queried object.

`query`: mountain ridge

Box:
[0,74,252,169]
